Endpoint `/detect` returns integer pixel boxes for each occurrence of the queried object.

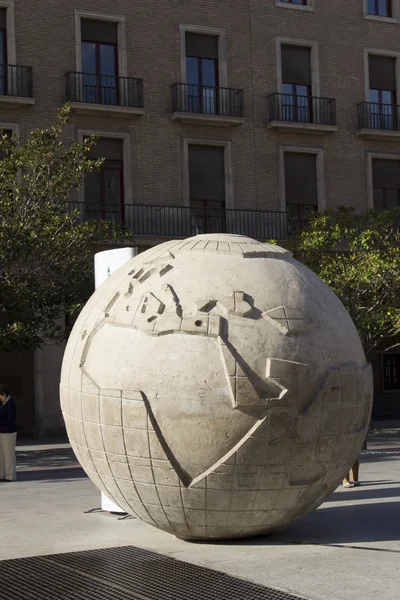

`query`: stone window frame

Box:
[366,150,400,209]
[181,136,234,209]
[179,24,228,88]
[363,48,400,102]
[275,37,320,96]
[0,121,19,136]
[0,0,16,65]
[274,0,315,13]
[277,144,326,212]
[363,0,399,23]
[76,129,132,206]
[74,10,127,77]
[0,122,20,182]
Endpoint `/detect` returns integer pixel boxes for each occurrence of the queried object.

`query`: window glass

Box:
[386,189,400,208]
[84,171,101,210]
[202,59,216,87]
[282,83,293,95]
[373,188,384,211]
[381,90,393,105]
[186,57,199,85]
[100,44,116,76]
[103,169,122,206]
[383,354,400,390]
[296,85,309,96]
[368,0,392,17]
[84,140,124,222]
[280,0,307,5]
[82,42,96,73]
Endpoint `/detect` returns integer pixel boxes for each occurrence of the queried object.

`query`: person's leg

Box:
[2,432,17,481]
[350,457,360,484]
[342,472,351,487]
[0,435,5,479]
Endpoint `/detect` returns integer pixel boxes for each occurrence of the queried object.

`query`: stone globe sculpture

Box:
[60,234,372,540]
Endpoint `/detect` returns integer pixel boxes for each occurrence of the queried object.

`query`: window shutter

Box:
[369,55,396,91]
[0,8,7,30]
[90,138,123,160]
[81,19,118,44]
[372,158,400,189]
[281,45,312,86]
[284,152,318,206]
[185,33,219,60]
[188,145,225,202]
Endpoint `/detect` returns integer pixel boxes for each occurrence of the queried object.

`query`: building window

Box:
[80,19,118,105]
[0,8,7,95]
[368,0,392,17]
[383,354,400,390]
[283,152,318,232]
[188,145,226,234]
[372,158,400,211]
[0,127,12,160]
[276,0,314,9]
[84,138,124,222]
[368,55,397,130]
[185,33,219,115]
[280,0,308,5]
[281,45,312,122]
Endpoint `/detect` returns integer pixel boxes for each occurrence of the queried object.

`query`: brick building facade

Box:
[0,0,399,435]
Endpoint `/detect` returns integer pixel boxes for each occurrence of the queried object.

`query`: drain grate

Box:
[0,546,307,600]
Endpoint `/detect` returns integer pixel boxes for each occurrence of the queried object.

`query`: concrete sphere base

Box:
[60,234,372,540]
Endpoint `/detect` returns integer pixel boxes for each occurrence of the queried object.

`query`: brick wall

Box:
[1,0,400,214]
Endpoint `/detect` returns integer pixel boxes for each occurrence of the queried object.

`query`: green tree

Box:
[286,207,400,360]
[0,105,134,352]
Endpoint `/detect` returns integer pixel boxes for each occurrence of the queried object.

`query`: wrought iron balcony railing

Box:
[66,203,290,240]
[65,72,144,108]
[357,101,400,132]
[172,83,244,118]
[0,64,33,98]
[268,93,336,126]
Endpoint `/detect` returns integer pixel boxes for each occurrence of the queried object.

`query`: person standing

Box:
[0,384,17,482]
[342,457,360,488]
[342,433,368,488]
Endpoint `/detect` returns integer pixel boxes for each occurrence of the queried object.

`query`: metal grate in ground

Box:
[0,545,308,600]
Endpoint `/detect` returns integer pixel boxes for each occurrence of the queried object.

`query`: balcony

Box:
[67,203,291,241]
[267,93,337,134]
[357,102,400,140]
[0,64,34,107]
[171,83,245,127]
[65,72,144,118]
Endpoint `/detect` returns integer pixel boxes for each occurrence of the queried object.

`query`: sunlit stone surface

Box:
[60,234,372,540]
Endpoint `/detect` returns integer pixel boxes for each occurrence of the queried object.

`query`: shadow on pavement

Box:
[325,485,400,502]
[361,450,400,463]
[4,469,87,483]
[16,448,77,470]
[269,500,400,546]
[212,499,400,548]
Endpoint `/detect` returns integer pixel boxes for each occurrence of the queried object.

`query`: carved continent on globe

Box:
[60,234,373,540]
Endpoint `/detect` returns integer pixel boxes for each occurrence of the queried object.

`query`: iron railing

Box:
[65,72,144,108]
[66,203,290,240]
[0,64,33,98]
[172,83,244,118]
[268,93,336,126]
[357,101,400,132]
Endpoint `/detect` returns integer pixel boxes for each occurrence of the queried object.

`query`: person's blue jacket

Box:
[0,398,17,433]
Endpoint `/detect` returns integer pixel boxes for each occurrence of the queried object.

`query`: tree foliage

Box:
[0,105,134,352]
[287,207,400,360]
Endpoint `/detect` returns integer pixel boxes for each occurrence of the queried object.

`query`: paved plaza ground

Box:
[1,432,399,600]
